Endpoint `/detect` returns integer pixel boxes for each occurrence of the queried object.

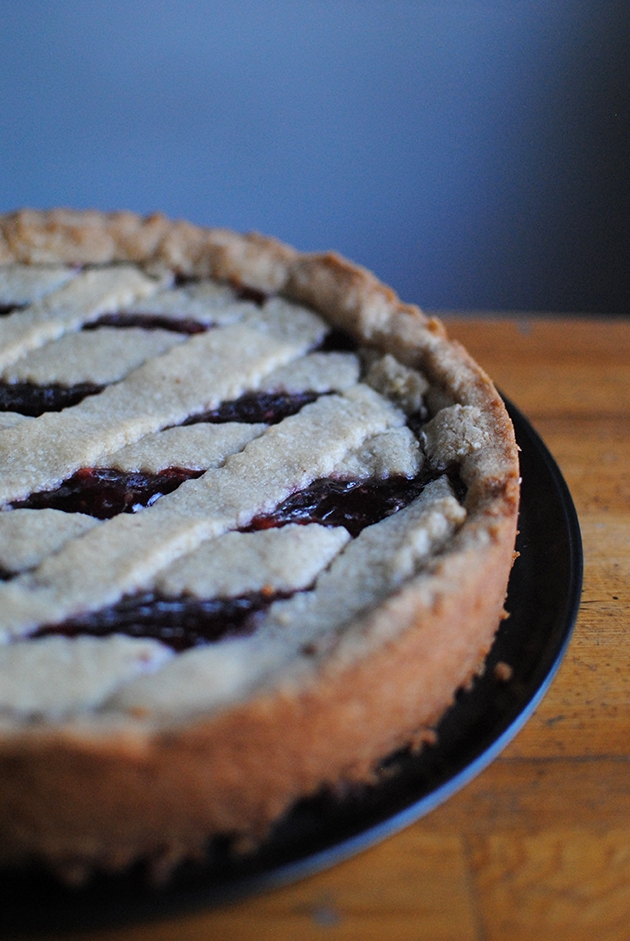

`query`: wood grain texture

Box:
[13,316,630,941]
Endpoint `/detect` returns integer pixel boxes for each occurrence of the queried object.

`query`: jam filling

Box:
[183,390,321,426]
[249,472,439,538]
[0,381,103,416]
[85,313,207,335]
[12,467,203,519]
[235,285,267,306]
[3,313,449,651]
[35,591,282,652]
[317,328,358,353]
[22,468,455,649]
[0,383,321,421]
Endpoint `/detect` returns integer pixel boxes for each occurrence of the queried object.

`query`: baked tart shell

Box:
[0,209,519,882]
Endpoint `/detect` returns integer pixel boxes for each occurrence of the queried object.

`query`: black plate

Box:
[2,399,583,936]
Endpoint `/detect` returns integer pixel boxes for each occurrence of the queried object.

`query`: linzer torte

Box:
[0,209,519,883]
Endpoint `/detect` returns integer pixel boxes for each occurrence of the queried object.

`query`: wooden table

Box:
[18,316,630,941]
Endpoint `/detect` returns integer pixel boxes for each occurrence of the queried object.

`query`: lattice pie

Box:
[0,209,519,883]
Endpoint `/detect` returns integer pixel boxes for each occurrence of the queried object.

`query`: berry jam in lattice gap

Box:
[248,472,442,538]
[235,285,267,306]
[0,382,103,416]
[183,391,321,426]
[35,591,287,652]
[85,312,208,335]
[12,467,203,519]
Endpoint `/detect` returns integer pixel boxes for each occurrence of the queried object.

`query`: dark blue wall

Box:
[1,1,628,313]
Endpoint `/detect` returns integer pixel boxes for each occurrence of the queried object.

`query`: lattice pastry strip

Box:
[0,327,185,386]
[156,523,350,600]
[108,422,267,473]
[0,482,456,722]
[0,524,351,719]
[0,264,77,306]
[262,476,466,650]
[0,479,463,719]
[0,276,287,387]
[109,477,465,718]
[123,279,257,326]
[258,351,360,395]
[0,412,31,430]
[0,300,327,503]
[0,266,159,371]
[0,384,404,639]
[0,635,173,718]
[0,508,100,575]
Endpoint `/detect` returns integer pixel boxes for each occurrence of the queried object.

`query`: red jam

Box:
[12,467,203,519]
[0,381,102,416]
[183,391,320,426]
[249,473,435,537]
[86,313,207,334]
[23,470,438,648]
[36,591,282,651]
[3,312,448,651]
[235,285,267,306]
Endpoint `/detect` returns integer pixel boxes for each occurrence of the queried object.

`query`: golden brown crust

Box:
[0,208,520,881]
[0,209,298,289]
